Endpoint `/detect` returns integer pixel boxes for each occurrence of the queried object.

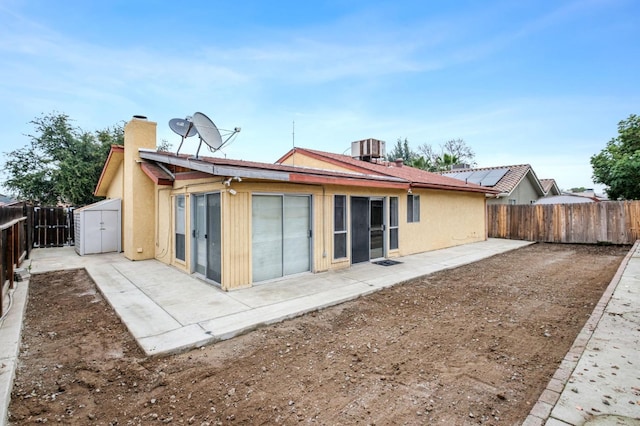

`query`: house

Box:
[94,116,498,291]
[441,165,561,205]
[0,194,16,206]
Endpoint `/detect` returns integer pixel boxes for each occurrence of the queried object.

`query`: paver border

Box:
[522,240,639,425]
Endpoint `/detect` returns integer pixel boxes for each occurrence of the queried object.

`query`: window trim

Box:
[175,194,186,262]
[407,194,421,223]
[333,195,348,259]
[389,196,399,250]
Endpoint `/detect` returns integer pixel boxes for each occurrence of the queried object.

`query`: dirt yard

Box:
[8,243,629,425]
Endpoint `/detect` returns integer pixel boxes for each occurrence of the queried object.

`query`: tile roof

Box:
[539,179,559,195]
[441,164,541,196]
[128,148,498,194]
[278,148,496,194]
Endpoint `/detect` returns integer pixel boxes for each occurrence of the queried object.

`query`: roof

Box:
[74,197,121,212]
[138,149,410,189]
[96,145,498,195]
[533,194,597,204]
[95,145,124,196]
[540,179,561,195]
[277,148,497,194]
[441,164,546,197]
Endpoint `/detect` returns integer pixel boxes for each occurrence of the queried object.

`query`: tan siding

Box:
[155,188,172,264]
[223,191,251,290]
[156,177,487,290]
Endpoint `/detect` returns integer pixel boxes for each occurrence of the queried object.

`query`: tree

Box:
[591,114,640,200]
[386,138,416,163]
[157,139,173,152]
[416,138,476,172]
[2,112,122,206]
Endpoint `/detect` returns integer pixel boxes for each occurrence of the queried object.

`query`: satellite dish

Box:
[169,117,197,155]
[192,112,223,151]
[169,111,241,158]
[169,118,197,138]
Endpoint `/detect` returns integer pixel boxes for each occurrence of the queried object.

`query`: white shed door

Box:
[84,210,118,254]
[84,211,103,254]
[101,210,119,252]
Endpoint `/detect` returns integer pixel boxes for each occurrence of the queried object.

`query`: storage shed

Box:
[74,198,122,255]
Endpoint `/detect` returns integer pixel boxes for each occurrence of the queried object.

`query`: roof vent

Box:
[133,115,148,120]
[351,138,385,162]
[394,158,404,167]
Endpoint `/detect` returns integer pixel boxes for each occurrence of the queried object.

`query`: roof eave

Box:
[94,145,124,197]
[411,182,500,195]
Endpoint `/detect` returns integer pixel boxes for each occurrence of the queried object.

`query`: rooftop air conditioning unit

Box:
[351,138,386,161]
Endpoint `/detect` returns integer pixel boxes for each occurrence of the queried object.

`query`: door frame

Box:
[251,192,313,283]
[190,191,222,286]
[369,197,385,261]
[350,196,387,264]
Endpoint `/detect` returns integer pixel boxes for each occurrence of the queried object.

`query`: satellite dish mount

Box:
[169,117,197,155]
[168,112,241,159]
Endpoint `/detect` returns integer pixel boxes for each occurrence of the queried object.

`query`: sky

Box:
[1,0,639,194]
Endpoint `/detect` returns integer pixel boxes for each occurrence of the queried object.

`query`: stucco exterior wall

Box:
[122,118,157,260]
[401,189,486,254]
[105,162,124,200]
[280,151,358,173]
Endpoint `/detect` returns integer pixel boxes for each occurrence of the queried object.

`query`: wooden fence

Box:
[1,202,31,318]
[33,206,74,247]
[487,201,640,244]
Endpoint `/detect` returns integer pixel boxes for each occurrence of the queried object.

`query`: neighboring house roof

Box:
[534,194,598,204]
[277,148,497,194]
[540,179,561,196]
[441,164,553,198]
[0,194,16,206]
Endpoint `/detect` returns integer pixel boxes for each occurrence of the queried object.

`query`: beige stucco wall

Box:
[155,176,487,290]
[122,118,157,260]
[105,162,124,200]
[280,151,358,173]
[401,189,486,255]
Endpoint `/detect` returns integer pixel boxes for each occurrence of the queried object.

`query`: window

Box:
[407,194,420,223]
[175,194,186,261]
[389,197,399,250]
[508,199,516,205]
[333,195,347,259]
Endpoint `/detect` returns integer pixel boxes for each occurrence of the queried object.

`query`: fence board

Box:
[487,201,640,244]
[33,206,74,247]
[1,202,30,318]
